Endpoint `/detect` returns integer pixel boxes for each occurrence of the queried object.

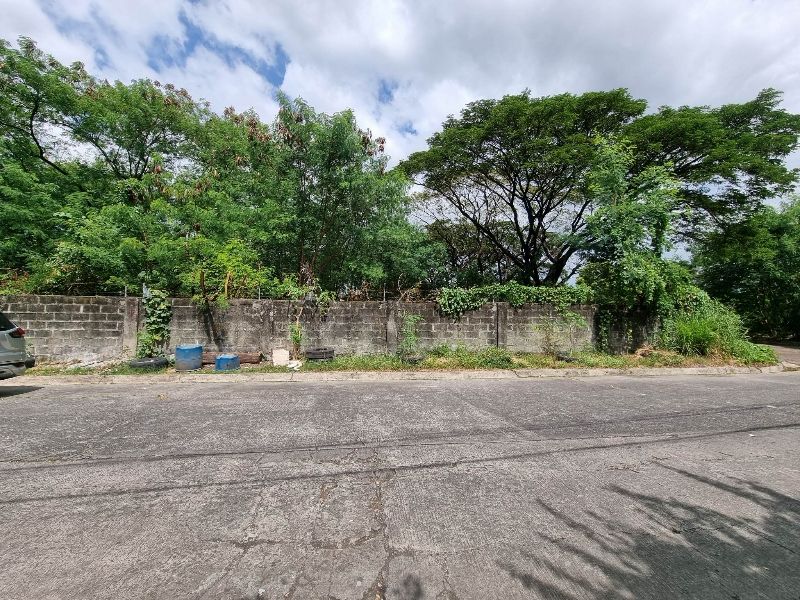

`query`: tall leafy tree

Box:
[401,89,648,285]
[271,94,411,290]
[692,198,800,339]
[402,89,800,285]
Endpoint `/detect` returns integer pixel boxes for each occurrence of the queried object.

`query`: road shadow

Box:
[0,385,41,398]
[498,465,800,599]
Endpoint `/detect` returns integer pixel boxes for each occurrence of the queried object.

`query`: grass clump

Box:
[301,354,412,371]
[424,345,515,369]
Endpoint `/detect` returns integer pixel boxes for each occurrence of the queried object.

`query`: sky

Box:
[2,0,799,166]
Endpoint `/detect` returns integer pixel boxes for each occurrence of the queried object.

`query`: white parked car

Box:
[0,311,29,379]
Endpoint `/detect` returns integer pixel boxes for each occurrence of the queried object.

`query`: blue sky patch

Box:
[39,0,117,70]
[378,79,398,104]
[145,12,289,87]
[397,120,417,136]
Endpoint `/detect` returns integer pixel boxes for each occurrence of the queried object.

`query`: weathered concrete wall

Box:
[1,295,597,363]
[1,295,139,362]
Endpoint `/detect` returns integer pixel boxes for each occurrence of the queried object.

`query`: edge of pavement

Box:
[2,363,795,386]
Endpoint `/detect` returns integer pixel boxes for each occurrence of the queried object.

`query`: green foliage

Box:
[437,282,592,318]
[663,314,718,355]
[403,87,800,285]
[0,38,421,299]
[580,255,698,317]
[692,198,800,339]
[270,93,413,290]
[625,88,800,227]
[583,137,680,259]
[183,239,275,307]
[136,290,171,358]
[2,37,798,350]
[426,219,520,287]
[397,312,423,358]
[0,162,60,272]
[578,137,689,316]
[402,89,647,285]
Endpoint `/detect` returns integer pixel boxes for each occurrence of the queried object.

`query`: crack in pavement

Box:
[2,400,797,471]
[2,422,799,506]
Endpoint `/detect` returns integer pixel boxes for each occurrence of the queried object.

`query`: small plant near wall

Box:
[136,290,171,358]
[289,321,304,360]
[397,312,423,361]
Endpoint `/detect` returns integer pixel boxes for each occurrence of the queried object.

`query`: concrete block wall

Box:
[1,295,598,363]
[161,299,598,356]
[506,304,596,353]
[170,300,396,355]
[0,295,139,362]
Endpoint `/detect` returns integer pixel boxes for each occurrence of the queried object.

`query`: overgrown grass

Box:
[659,299,778,365]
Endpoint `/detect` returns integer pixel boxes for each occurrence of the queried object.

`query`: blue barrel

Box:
[215,354,240,371]
[175,344,202,371]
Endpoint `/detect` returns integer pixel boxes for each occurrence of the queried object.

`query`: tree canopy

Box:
[692,198,800,339]
[0,38,436,300]
[2,37,799,343]
[402,88,800,285]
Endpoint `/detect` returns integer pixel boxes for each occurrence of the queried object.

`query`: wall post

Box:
[495,302,508,349]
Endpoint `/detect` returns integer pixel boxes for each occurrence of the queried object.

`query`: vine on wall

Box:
[136,290,172,358]
[436,282,592,319]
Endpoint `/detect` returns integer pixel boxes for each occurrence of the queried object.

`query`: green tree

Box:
[270,94,411,290]
[403,89,800,285]
[625,89,800,234]
[426,219,520,286]
[692,198,800,339]
[0,160,60,271]
[402,89,647,285]
[579,138,689,316]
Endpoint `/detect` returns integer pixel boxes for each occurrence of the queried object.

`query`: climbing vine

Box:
[136,290,172,358]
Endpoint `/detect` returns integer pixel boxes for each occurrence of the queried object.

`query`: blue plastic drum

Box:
[215,354,240,371]
[175,344,203,371]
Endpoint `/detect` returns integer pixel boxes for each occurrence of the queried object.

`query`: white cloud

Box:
[2,0,799,167]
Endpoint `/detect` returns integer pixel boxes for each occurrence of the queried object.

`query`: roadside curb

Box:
[2,364,790,386]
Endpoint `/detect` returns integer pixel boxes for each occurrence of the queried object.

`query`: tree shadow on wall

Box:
[498,466,800,599]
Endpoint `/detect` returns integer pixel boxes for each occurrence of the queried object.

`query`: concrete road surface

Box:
[0,373,798,599]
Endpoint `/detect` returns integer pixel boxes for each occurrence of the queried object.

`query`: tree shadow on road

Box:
[498,466,800,599]
[0,385,41,398]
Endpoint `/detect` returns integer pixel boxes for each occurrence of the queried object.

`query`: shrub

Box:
[136,290,171,358]
[475,347,515,369]
[659,298,777,363]
[726,340,778,364]
[289,321,303,359]
[666,314,718,355]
